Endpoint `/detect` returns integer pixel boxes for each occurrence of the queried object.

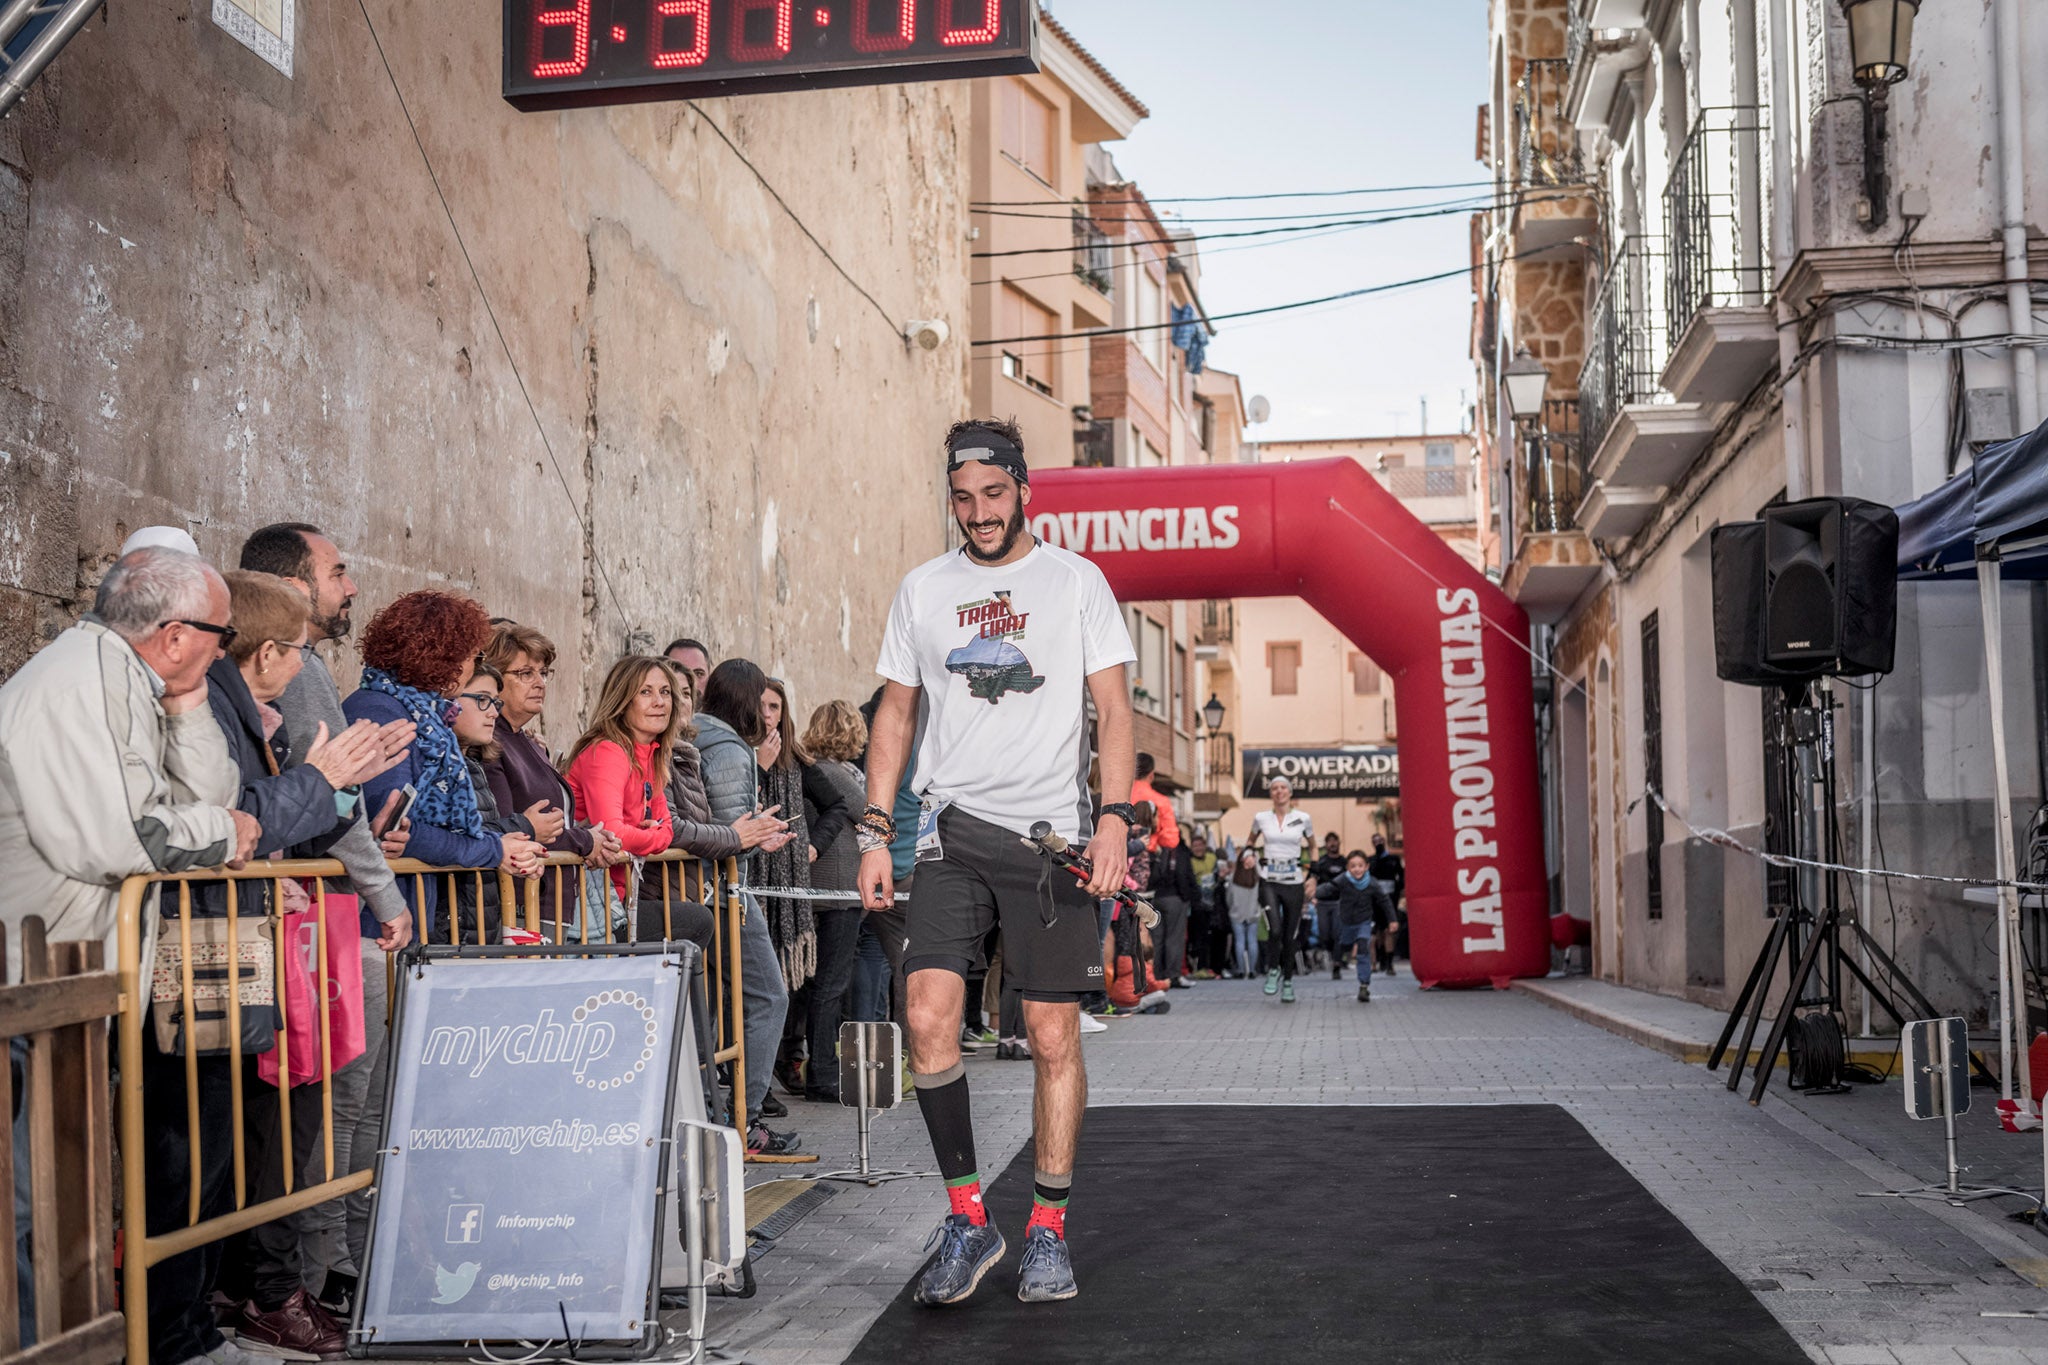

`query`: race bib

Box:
[916,799,951,863]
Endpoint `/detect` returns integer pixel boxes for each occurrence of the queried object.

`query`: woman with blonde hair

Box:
[563,656,684,921]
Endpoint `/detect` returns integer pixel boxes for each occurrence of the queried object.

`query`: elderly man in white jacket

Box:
[0,545,257,974]
[0,543,257,1361]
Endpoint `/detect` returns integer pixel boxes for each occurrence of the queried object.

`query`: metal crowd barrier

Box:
[518,851,749,1133]
[109,847,745,1365]
[0,918,121,1364]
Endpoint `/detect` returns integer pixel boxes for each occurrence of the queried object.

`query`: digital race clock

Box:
[503,0,1040,110]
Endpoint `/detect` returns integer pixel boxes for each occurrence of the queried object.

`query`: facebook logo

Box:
[446,1204,485,1244]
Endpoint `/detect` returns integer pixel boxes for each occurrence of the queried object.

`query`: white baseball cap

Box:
[119,526,200,558]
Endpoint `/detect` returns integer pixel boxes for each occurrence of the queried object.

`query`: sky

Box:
[1051,2,1490,443]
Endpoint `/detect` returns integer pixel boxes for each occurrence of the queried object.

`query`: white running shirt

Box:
[876,541,1136,842]
[1251,808,1314,884]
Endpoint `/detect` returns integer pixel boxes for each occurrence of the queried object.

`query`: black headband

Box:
[947,431,1029,485]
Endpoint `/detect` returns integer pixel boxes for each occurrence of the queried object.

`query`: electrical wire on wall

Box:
[355,0,633,635]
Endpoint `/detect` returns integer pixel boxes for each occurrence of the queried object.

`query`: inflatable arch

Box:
[1029,458,1549,989]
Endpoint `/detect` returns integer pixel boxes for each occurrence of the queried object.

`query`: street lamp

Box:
[1201,694,1225,731]
[1501,346,1551,424]
[1840,0,1918,229]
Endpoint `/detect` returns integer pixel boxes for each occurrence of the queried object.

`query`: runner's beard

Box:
[960,502,1028,563]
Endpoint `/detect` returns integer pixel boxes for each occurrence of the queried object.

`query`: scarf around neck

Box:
[359,667,485,839]
[1341,870,1373,890]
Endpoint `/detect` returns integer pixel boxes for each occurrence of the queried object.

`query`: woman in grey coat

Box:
[694,658,804,1156]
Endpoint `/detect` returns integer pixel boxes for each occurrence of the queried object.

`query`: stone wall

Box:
[0,2,969,742]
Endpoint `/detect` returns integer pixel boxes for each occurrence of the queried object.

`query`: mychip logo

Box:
[419,992,661,1090]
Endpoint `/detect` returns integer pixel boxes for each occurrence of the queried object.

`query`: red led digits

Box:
[730,0,794,60]
[650,0,711,67]
[813,6,830,24]
[937,0,999,45]
[529,0,592,77]
[850,0,914,52]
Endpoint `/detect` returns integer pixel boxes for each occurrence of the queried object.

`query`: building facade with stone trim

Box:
[1474,0,2048,1027]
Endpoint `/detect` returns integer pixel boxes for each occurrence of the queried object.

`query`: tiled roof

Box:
[1038,7,1150,121]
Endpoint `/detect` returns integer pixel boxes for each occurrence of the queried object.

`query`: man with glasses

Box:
[234,524,417,1349]
[0,543,259,1364]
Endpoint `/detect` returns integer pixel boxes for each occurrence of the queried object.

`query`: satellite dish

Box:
[1248,394,1272,425]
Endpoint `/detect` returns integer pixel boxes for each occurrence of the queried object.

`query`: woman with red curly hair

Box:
[342,591,543,941]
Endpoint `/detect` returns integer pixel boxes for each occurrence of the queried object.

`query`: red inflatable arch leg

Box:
[1028,457,1549,989]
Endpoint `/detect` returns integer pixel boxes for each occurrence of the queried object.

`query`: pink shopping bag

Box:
[258,891,367,1088]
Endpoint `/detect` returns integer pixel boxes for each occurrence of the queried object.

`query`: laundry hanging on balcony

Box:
[1171,304,1208,374]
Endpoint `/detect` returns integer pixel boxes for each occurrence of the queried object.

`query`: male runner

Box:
[859,418,1137,1307]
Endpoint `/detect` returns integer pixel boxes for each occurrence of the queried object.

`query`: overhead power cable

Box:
[684,100,902,337]
[972,193,1586,260]
[355,0,632,633]
[973,178,1499,208]
[973,253,1538,348]
[975,188,1531,225]
[986,216,1400,290]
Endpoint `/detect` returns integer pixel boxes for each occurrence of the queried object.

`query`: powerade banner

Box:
[1241,746,1400,801]
[358,955,688,1349]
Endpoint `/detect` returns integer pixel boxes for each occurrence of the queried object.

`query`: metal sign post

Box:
[1863,1016,2015,1206]
[814,1022,933,1188]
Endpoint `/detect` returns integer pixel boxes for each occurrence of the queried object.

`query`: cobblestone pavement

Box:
[694,968,2048,1365]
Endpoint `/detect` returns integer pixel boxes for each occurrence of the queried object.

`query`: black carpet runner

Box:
[844,1104,1804,1363]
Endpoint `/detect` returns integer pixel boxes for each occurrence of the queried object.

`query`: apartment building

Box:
[967,11,1146,470]
[1474,0,2047,1017]
[968,12,1235,821]
[1220,432,1484,853]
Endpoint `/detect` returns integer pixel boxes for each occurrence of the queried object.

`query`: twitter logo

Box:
[432,1261,482,1305]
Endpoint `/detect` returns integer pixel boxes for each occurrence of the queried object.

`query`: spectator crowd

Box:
[0,520,1406,1365]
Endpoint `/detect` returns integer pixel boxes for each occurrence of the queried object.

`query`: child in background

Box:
[1332,849,1393,1003]
[1225,849,1263,979]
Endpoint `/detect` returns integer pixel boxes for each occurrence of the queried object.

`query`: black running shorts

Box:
[903,806,1104,1001]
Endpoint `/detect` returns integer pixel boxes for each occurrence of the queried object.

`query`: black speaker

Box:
[1711,496,1898,685]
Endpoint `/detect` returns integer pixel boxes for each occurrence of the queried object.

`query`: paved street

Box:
[703,970,2048,1365]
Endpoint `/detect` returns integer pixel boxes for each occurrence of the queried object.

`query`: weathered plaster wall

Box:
[0,2,967,741]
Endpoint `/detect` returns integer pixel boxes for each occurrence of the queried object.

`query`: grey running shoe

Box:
[1358,984,1372,1003]
[914,1214,1006,1306]
[1016,1225,1078,1303]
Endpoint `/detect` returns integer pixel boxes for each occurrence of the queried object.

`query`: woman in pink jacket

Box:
[563,655,683,914]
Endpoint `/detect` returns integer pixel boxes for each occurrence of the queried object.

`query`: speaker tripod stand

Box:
[1709,683,1990,1104]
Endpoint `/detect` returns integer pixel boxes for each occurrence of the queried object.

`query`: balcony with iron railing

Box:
[1073,418,1114,468]
[1073,212,1113,298]
[1197,599,1234,647]
[1576,235,1713,538]
[1660,107,1776,403]
[1508,57,1598,255]
[1515,58,1584,189]
[1195,729,1238,814]
[1501,396,1602,623]
[1522,399,1583,534]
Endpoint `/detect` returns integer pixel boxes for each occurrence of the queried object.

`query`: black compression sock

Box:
[912,1062,978,1182]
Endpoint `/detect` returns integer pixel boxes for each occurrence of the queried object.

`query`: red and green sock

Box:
[1025,1171,1071,1239]
[915,1063,987,1226]
[945,1174,988,1226]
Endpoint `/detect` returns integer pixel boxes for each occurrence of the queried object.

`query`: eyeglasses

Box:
[456,692,504,715]
[164,619,238,650]
[274,640,316,662]
[504,667,555,682]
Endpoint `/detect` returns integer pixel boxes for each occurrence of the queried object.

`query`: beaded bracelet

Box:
[854,803,896,855]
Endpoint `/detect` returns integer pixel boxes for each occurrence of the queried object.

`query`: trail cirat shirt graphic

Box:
[944,591,1045,703]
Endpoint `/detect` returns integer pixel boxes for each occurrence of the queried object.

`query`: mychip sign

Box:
[358,954,689,1352]
[1241,745,1400,801]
